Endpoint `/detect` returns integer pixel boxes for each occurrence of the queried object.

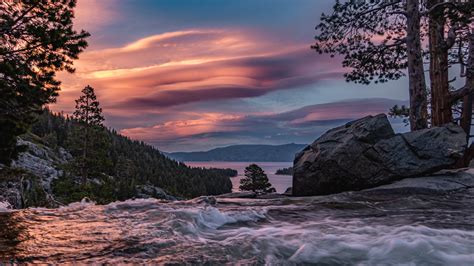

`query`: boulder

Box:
[293,114,467,196]
[217,191,257,199]
[364,168,474,195]
[135,184,177,201]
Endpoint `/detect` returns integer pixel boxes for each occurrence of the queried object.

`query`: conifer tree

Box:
[239,164,274,193]
[313,0,474,131]
[0,0,89,164]
[312,0,428,131]
[71,85,109,182]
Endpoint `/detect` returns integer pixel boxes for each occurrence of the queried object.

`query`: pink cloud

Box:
[118,98,406,151]
[120,113,243,141]
[73,0,120,31]
[54,29,343,115]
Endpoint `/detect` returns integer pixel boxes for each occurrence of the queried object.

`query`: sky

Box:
[54,0,410,152]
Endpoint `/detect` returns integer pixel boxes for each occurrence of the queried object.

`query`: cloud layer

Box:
[57,29,341,114]
[52,1,411,152]
[120,98,408,152]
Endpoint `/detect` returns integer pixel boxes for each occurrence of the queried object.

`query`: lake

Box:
[185,161,293,193]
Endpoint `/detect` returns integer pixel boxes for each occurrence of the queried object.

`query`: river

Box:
[185,161,293,193]
[1,187,474,264]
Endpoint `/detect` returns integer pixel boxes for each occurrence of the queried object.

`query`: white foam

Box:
[235,222,474,265]
[192,206,265,229]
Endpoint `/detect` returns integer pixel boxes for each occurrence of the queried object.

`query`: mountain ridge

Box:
[167,143,307,162]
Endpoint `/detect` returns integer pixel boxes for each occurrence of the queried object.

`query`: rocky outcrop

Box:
[293,114,467,196]
[0,139,71,208]
[12,139,70,191]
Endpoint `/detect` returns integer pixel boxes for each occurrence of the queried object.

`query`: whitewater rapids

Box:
[1,189,474,264]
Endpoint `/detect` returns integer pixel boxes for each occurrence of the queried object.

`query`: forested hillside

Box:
[29,110,233,202]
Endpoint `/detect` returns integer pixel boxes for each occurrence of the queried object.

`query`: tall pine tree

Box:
[313,0,474,131]
[71,85,110,182]
[0,0,89,165]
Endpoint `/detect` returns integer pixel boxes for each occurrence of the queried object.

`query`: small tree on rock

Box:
[239,164,274,193]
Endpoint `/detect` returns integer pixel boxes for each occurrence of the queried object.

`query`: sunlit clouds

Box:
[52,0,410,151]
[57,29,340,111]
[119,99,408,151]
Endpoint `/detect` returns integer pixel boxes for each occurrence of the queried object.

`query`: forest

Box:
[27,108,233,203]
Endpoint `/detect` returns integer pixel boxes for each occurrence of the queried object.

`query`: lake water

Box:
[185,161,293,193]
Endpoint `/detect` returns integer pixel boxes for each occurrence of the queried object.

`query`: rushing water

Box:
[1,188,474,264]
[185,161,293,193]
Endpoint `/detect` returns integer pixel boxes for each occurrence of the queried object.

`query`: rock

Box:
[293,114,467,196]
[283,187,292,196]
[256,193,287,199]
[266,187,277,193]
[11,139,70,192]
[365,168,474,195]
[0,182,23,209]
[0,139,71,209]
[0,169,52,208]
[217,191,257,198]
[135,184,177,201]
[188,196,217,205]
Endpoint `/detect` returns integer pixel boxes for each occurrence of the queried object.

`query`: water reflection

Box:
[0,211,27,263]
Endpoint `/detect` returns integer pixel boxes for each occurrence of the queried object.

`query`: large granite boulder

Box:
[293,114,467,196]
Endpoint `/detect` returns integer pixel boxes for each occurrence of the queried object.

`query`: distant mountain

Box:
[167,144,307,162]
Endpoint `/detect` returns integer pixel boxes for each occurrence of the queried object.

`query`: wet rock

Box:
[365,168,474,195]
[217,191,257,198]
[256,193,288,199]
[293,114,467,196]
[188,196,217,205]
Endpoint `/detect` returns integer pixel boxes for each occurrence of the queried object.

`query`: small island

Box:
[275,167,293,176]
[201,168,238,177]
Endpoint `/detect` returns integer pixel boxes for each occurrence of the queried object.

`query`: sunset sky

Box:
[54,0,409,152]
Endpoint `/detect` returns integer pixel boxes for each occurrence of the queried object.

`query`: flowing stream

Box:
[1,188,474,264]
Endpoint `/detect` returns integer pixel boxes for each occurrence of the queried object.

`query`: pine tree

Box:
[239,164,274,193]
[71,85,108,182]
[0,0,89,165]
[312,0,428,131]
[312,0,474,131]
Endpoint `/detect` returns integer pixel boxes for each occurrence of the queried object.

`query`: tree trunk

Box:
[458,27,474,167]
[460,27,474,135]
[406,0,429,131]
[429,0,453,126]
[82,96,90,183]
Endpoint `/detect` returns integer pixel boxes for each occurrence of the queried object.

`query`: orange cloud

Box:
[55,29,331,114]
[120,113,243,141]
